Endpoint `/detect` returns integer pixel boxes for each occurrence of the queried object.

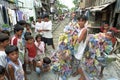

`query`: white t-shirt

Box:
[42,21,53,38]
[0,51,7,67]
[35,21,44,34]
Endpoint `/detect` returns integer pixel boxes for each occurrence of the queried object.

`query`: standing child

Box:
[72,16,88,80]
[0,33,9,68]
[25,35,37,71]
[41,15,55,50]
[35,34,45,59]
[5,45,25,80]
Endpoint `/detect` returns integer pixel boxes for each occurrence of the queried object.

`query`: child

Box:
[0,65,7,80]
[0,33,9,68]
[11,24,24,64]
[5,45,25,80]
[26,23,32,34]
[36,57,51,74]
[42,15,55,50]
[25,35,36,71]
[35,34,45,60]
[72,16,88,80]
[10,24,27,79]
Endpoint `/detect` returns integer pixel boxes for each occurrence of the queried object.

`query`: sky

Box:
[59,0,75,9]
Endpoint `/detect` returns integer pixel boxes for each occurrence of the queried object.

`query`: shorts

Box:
[42,37,53,45]
[71,55,81,73]
[36,67,41,74]
[35,54,45,60]
[28,57,34,61]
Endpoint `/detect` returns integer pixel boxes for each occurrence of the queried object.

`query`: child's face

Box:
[37,37,41,42]
[17,30,23,36]
[2,39,10,48]
[44,18,49,22]
[8,51,19,62]
[78,19,86,28]
[27,39,34,44]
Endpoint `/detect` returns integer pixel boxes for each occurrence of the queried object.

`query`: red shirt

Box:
[100,26,119,33]
[26,43,37,58]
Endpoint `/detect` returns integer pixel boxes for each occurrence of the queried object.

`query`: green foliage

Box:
[2,24,10,28]
[56,0,68,14]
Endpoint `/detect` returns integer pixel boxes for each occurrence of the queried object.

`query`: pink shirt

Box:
[34,41,45,55]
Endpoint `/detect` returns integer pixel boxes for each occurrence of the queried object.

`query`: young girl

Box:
[25,35,37,71]
[5,45,25,80]
[35,34,45,59]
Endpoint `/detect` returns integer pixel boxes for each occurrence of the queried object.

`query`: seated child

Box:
[5,45,25,80]
[0,65,7,80]
[36,57,51,74]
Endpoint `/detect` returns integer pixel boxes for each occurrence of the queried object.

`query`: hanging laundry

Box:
[16,10,23,21]
[0,4,4,26]
[2,6,8,24]
[8,8,17,25]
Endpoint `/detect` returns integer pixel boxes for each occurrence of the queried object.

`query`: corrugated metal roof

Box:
[90,0,116,12]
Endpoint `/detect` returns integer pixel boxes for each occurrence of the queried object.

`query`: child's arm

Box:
[8,65,15,80]
[77,28,87,43]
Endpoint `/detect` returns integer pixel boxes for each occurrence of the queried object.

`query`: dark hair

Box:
[24,32,31,40]
[35,34,42,41]
[77,15,87,21]
[1,30,10,36]
[0,65,5,75]
[18,20,26,25]
[37,16,41,19]
[44,14,49,19]
[25,35,33,41]
[5,45,18,55]
[43,57,51,64]
[26,23,31,26]
[14,24,24,33]
[103,21,109,25]
[0,33,9,42]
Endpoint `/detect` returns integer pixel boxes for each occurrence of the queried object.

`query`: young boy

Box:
[11,24,24,64]
[0,65,7,80]
[36,57,51,74]
[0,33,9,68]
[41,15,55,50]
[5,45,25,80]
[72,16,88,80]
